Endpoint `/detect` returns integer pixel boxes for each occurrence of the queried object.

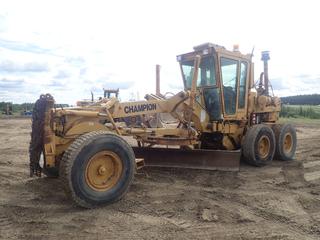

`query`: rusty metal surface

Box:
[132,147,240,171]
[143,136,197,146]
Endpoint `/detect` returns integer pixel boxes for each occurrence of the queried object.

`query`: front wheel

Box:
[59,131,135,208]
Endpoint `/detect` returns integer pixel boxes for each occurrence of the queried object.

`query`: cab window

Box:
[238,62,247,109]
[181,56,216,89]
[220,57,238,115]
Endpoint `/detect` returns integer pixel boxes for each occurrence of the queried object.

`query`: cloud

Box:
[0,78,25,89]
[0,38,54,55]
[47,80,66,87]
[1,0,320,103]
[101,81,134,90]
[79,68,87,76]
[273,74,320,97]
[82,77,134,90]
[168,81,183,91]
[293,75,320,93]
[65,56,85,66]
[54,70,70,79]
[0,15,7,32]
[44,79,76,92]
[0,78,41,100]
[295,74,310,79]
[269,77,288,90]
[0,60,49,73]
[295,74,320,84]
[268,74,320,95]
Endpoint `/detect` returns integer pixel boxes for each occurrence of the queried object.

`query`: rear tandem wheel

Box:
[59,131,135,208]
[242,124,276,167]
[272,124,297,161]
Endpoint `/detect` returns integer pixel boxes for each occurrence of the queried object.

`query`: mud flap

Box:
[132,147,240,171]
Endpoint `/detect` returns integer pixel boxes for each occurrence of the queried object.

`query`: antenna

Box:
[250,46,255,60]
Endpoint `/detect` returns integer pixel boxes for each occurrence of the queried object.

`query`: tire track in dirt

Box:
[198,188,320,239]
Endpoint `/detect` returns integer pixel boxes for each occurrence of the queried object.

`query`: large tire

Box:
[59,131,135,208]
[272,124,297,161]
[242,125,276,167]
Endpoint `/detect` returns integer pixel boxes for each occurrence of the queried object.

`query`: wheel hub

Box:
[98,165,107,175]
[258,136,270,159]
[284,133,293,153]
[85,151,123,191]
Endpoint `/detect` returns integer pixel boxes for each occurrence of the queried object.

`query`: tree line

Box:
[0,102,69,114]
[281,94,320,105]
[2,94,320,116]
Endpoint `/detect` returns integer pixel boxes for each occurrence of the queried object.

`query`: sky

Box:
[0,0,319,104]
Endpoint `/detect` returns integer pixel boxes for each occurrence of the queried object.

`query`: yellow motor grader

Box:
[29,43,297,208]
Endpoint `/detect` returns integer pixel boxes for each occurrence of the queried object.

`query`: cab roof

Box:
[177,42,252,62]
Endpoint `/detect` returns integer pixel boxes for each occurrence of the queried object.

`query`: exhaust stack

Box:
[156,64,161,96]
[261,51,270,95]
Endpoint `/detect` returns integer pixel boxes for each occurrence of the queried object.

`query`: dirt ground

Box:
[0,118,320,240]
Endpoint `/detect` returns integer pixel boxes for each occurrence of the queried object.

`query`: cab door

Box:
[237,61,249,119]
[218,55,249,120]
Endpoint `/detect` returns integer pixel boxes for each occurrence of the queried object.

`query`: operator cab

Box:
[104,88,119,98]
[177,43,252,121]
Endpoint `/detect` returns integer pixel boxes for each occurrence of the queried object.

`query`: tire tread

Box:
[242,124,275,167]
[59,131,134,208]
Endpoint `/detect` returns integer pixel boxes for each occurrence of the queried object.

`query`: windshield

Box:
[181,56,216,89]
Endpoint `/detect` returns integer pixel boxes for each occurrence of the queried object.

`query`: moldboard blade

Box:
[132,147,240,171]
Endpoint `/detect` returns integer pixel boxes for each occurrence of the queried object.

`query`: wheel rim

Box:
[85,151,123,192]
[258,136,270,159]
[283,133,293,153]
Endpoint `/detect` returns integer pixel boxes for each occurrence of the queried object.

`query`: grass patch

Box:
[279,117,320,125]
[280,105,320,119]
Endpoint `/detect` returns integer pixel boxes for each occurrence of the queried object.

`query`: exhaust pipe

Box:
[156,64,161,96]
[261,51,270,95]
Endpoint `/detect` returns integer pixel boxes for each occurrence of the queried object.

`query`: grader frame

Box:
[29,43,297,208]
